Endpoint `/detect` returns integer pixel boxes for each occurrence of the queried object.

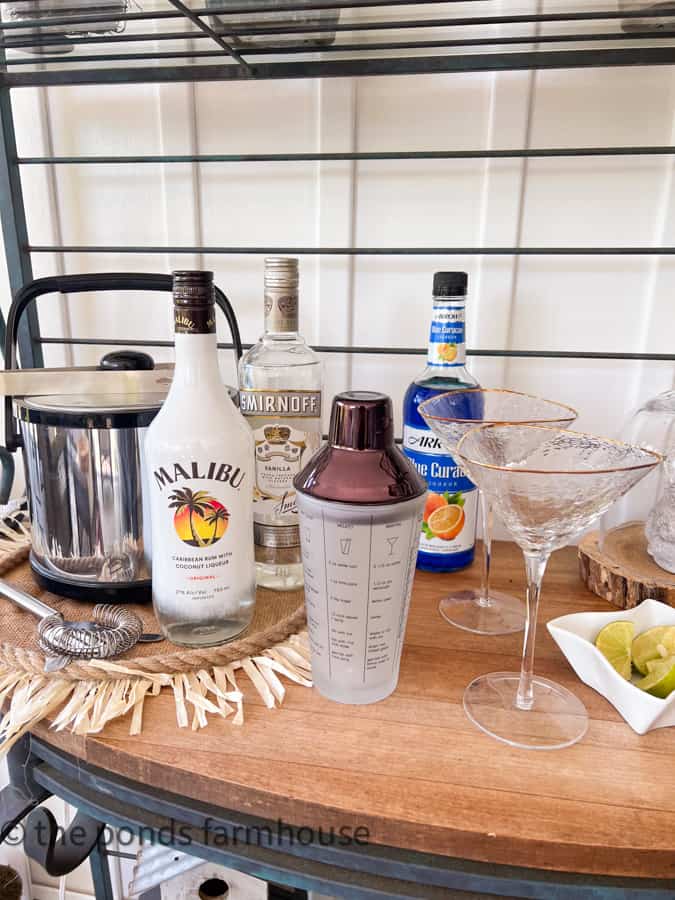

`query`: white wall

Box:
[5,60,675,449]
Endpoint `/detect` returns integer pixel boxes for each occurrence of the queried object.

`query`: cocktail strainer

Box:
[0,579,145,671]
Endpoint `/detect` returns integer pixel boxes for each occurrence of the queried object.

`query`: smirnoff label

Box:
[240,391,322,546]
[239,389,321,418]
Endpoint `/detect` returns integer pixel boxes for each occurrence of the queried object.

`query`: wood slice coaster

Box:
[578,522,675,609]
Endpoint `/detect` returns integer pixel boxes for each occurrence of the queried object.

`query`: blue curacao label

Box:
[403,424,477,555]
[427,300,466,368]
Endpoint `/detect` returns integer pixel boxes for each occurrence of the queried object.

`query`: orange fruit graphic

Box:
[438,343,458,362]
[424,492,447,523]
[427,504,465,541]
[169,488,229,548]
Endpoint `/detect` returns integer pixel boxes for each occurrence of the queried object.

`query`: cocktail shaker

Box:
[294,391,427,704]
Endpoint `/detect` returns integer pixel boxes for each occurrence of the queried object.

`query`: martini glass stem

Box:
[478,491,493,608]
[516,550,549,710]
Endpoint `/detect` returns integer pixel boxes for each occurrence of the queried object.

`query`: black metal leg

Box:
[0,73,42,368]
[0,735,51,844]
[24,806,106,878]
[89,829,115,900]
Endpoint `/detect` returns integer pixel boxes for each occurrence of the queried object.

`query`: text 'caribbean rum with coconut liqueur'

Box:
[238,258,323,590]
[145,270,256,646]
[402,271,480,572]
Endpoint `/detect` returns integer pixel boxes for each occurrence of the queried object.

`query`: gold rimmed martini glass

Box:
[418,390,577,636]
[456,424,662,750]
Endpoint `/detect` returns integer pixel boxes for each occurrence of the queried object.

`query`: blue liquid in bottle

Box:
[402,272,480,572]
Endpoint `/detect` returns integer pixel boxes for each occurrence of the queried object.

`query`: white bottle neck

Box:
[172,332,222,388]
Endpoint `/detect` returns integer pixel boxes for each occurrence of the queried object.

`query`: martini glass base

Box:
[438,591,525,635]
[463,672,589,750]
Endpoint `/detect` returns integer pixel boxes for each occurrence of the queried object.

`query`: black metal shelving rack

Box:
[1,0,675,369]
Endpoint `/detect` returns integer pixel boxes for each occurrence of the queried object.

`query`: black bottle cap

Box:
[433,271,468,298]
[172,270,214,306]
[172,271,216,334]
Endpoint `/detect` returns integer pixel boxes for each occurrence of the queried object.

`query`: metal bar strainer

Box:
[0,579,146,672]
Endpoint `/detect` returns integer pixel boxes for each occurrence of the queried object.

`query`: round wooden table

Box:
[7,542,675,898]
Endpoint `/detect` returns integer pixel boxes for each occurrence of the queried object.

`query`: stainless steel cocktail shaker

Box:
[294,391,427,704]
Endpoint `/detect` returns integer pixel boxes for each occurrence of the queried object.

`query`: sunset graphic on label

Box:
[168,487,230,548]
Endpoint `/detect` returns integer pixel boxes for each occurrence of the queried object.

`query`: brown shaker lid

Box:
[294,391,426,505]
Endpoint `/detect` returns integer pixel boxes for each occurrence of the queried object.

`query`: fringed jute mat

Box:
[0,531,311,757]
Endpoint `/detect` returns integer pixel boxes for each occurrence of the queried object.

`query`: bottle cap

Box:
[433,271,468,298]
[172,270,216,334]
[264,257,299,333]
[264,257,299,290]
[294,391,426,505]
[172,270,215,306]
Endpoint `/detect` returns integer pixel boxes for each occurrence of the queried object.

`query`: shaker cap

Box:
[329,391,393,451]
[294,391,426,505]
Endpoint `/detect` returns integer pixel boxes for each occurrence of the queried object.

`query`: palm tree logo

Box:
[168,487,229,547]
[204,505,229,544]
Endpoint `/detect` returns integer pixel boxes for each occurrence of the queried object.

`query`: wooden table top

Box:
[34,542,675,881]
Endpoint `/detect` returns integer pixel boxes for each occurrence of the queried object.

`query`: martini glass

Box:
[456,424,662,750]
[418,389,577,635]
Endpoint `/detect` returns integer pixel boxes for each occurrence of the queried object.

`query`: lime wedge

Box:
[595,620,635,680]
[636,655,675,698]
[632,626,675,675]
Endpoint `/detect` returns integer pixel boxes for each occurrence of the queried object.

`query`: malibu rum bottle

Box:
[238,258,323,591]
[145,270,256,646]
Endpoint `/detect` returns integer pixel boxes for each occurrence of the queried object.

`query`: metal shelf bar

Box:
[0,0,502,30]
[36,336,675,362]
[0,64,41,366]
[4,5,675,53]
[26,244,675,255]
[8,29,675,68]
[164,0,251,70]
[3,30,202,51]
[225,29,675,54]
[187,6,675,37]
[2,4,673,38]
[7,28,675,69]
[9,47,675,88]
[16,145,675,164]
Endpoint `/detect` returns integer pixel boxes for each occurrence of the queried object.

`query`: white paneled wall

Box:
[1,50,675,899]
[6,65,675,444]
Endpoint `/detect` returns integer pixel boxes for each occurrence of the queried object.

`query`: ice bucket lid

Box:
[15,392,165,429]
[294,391,426,505]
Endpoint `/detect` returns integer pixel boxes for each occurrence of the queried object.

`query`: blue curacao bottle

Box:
[402,272,480,572]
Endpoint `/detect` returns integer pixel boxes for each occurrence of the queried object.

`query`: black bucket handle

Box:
[4,272,243,452]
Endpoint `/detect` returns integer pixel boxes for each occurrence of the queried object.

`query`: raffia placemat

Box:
[0,526,311,756]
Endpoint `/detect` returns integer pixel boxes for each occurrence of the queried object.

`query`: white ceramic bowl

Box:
[547,599,675,734]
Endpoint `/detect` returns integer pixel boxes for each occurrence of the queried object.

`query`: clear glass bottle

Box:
[238,258,323,591]
[402,272,480,572]
[144,270,256,647]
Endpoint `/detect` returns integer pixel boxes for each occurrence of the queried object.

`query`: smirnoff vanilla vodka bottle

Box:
[145,270,256,646]
[238,258,323,591]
